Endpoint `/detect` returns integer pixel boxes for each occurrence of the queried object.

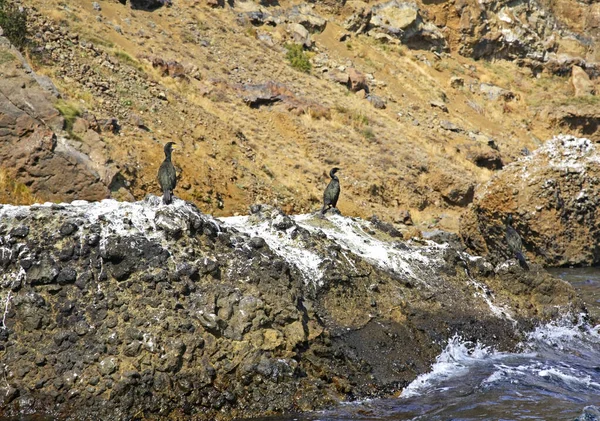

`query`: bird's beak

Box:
[171,144,177,150]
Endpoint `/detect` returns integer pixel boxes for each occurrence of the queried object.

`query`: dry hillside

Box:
[1,0,599,230]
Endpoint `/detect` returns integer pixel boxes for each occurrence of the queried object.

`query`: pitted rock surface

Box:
[0,197,583,420]
[460,135,600,266]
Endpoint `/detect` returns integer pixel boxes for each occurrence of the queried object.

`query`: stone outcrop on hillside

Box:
[0,38,116,202]
[0,197,581,420]
[340,0,599,75]
[540,105,600,141]
[447,0,599,75]
[460,135,600,267]
[343,0,448,51]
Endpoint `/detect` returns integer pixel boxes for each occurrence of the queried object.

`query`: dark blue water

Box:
[245,268,600,421]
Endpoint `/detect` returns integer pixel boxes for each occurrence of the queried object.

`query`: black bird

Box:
[505,214,528,269]
[157,142,177,204]
[320,167,341,215]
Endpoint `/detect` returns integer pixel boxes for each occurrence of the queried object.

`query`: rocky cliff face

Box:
[0,37,119,202]
[0,0,596,226]
[460,135,600,267]
[0,197,581,419]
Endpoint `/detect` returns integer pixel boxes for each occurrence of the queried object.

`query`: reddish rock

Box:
[0,46,113,202]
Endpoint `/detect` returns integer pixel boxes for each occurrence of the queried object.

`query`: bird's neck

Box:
[330,174,338,181]
[165,152,172,162]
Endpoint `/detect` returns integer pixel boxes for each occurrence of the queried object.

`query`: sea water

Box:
[246,268,600,421]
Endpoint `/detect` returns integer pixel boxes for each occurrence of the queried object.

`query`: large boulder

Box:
[449,0,600,74]
[368,0,448,51]
[0,39,114,202]
[0,198,580,420]
[571,65,596,97]
[460,135,600,266]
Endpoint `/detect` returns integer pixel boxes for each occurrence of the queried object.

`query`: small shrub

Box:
[362,127,375,140]
[114,50,136,65]
[114,49,144,72]
[0,168,37,205]
[55,100,82,132]
[0,0,28,50]
[351,111,369,128]
[285,44,311,73]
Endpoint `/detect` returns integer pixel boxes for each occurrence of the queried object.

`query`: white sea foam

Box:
[526,313,600,351]
[404,316,600,398]
[400,335,501,398]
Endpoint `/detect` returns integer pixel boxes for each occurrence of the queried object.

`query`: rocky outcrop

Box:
[540,105,600,140]
[369,0,447,51]
[446,0,599,75]
[343,0,447,51]
[0,197,581,420]
[239,81,330,116]
[460,135,600,267]
[0,38,115,202]
[572,65,596,97]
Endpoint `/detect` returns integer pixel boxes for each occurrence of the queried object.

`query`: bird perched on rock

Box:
[157,142,177,204]
[505,214,528,269]
[320,167,341,215]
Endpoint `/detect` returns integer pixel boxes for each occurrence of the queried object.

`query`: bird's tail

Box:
[516,252,529,270]
[163,189,172,205]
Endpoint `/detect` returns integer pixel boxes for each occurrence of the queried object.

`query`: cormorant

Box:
[505,214,528,269]
[320,167,341,215]
[157,142,177,204]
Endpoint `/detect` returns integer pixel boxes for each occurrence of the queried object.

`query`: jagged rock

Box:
[369,0,448,51]
[129,0,171,10]
[460,135,600,266]
[454,0,600,75]
[241,82,294,107]
[343,1,372,33]
[450,76,464,88]
[348,68,368,92]
[428,171,475,207]
[430,100,448,112]
[151,57,187,79]
[288,23,311,48]
[368,95,386,109]
[465,146,503,170]
[571,65,595,97]
[0,196,582,420]
[440,120,461,132]
[286,5,327,33]
[370,1,418,37]
[329,70,350,85]
[540,105,600,140]
[396,209,413,225]
[479,83,515,101]
[575,406,600,421]
[240,82,329,117]
[0,43,114,202]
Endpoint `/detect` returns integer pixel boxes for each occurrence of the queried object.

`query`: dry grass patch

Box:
[0,169,38,205]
